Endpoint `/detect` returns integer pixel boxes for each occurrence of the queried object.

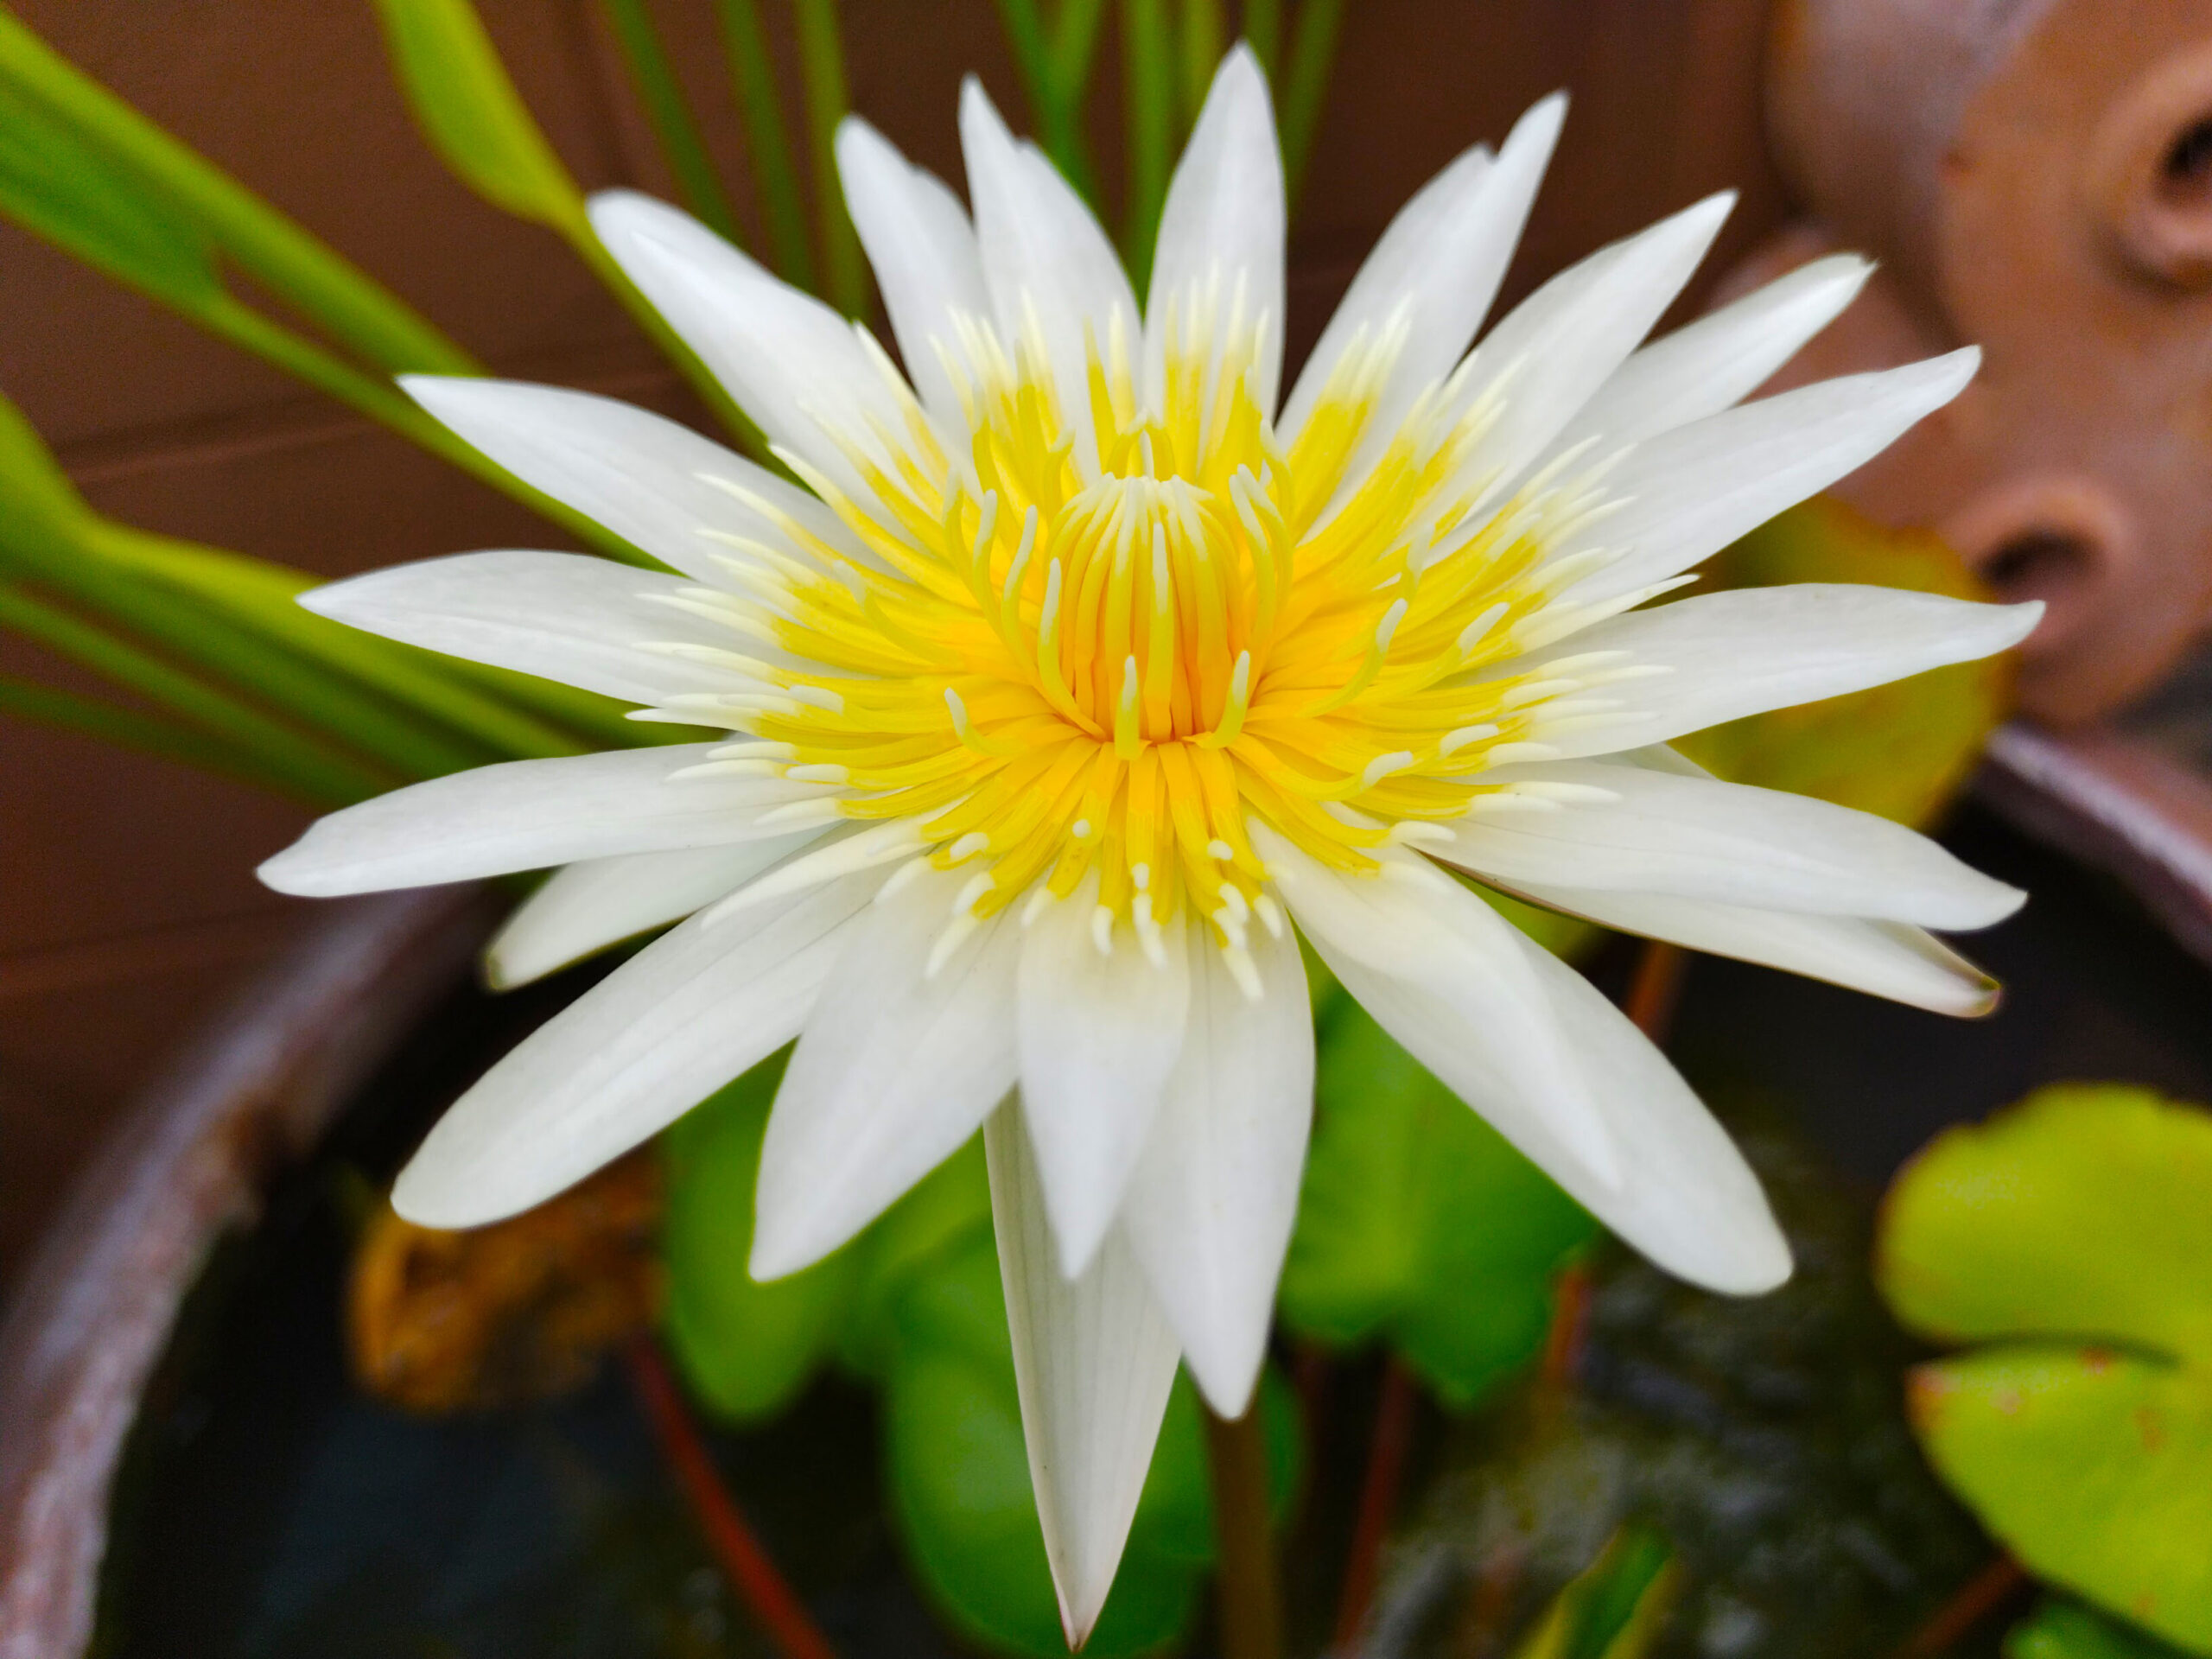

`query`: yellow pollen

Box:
[691,290,1618,946]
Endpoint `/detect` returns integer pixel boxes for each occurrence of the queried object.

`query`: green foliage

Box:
[369,0,585,233]
[1280,997,1596,1408]
[1879,1085,2212,1655]
[2011,1599,2202,1659]
[1678,498,2010,830]
[660,1051,864,1421]
[1511,1525,1679,1659]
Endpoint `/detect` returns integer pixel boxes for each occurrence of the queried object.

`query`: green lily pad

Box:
[1280,997,1597,1408]
[1676,498,2009,830]
[1880,1085,2212,1654]
[2011,1597,2202,1659]
[658,1049,861,1421]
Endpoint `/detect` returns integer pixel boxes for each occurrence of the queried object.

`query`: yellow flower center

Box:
[688,289,1629,972]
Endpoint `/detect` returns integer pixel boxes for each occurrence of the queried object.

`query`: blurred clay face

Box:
[1741,0,2212,725]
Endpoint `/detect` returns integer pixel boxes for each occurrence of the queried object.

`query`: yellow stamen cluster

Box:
[671,284,1637,970]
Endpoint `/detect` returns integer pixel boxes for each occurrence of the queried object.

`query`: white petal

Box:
[1255,829,1624,1193]
[1441,192,1735,512]
[986,1106,1181,1649]
[1119,916,1313,1417]
[1517,584,2043,759]
[1144,45,1286,410]
[1495,880,2000,1017]
[391,868,884,1227]
[400,378,866,584]
[1015,888,1192,1277]
[486,833,826,989]
[1281,92,1563,445]
[1547,253,1871,455]
[257,746,830,895]
[1435,760,2024,927]
[836,115,989,430]
[588,189,912,504]
[1559,349,1981,606]
[751,864,1021,1277]
[1497,919,1790,1293]
[959,79,1141,460]
[300,550,765,706]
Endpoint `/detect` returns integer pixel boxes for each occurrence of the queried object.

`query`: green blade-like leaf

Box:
[1175,0,1223,134]
[660,1049,864,1421]
[369,0,586,233]
[1880,1084,2212,1363]
[1675,498,2009,830]
[1280,998,1596,1408]
[1278,0,1343,207]
[596,0,742,242]
[0,69,219,311]
[713,0,817,290]
[1119,0,1174,286]
[1909,1347,2212,1654]
[0,671,302,795]
[791,0,866,318]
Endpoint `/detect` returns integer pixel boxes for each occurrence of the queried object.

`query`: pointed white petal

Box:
[400,378,866,584]
[1119,917,1313,1417]
[486,833,826,989]
[1517,584,2043,760]
[836,115,989,430]
[1559,349,1982,605]
[1015,890,1191,1277]
[588,189,912,503]
[257,746,831,895]
[1495,880,2001,1017]
[1145,44,1286,409]
[1281,92,1564,444]
[959,79,1140,455]
[986,1107,1181,1649]
[1498,919,1790,1293]
[751,864,1021,1277]
[391,868,884,1227]
[1548,253,1871,455]
[299,550,766,705]
[1436,760,2024,927]
[1255,829,1624,1194]
[1442,192,1735,512]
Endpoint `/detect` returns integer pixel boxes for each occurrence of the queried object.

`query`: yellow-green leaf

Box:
[370,0,584,232]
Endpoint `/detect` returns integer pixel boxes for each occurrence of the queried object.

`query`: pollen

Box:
[663,277,1621,964]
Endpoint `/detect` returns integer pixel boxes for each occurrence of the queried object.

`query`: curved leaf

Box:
[1280,998,1596,1408]
[1910,1347,2212,1654]
[661,1049,862,1420]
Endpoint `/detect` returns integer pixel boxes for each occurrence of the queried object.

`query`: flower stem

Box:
[1203,1400,1283,1659]
[1331,1356,1415,1650]
[623,1337,840,1659]
[1892,1555,2026,1658]
[1624,939,1686,1040]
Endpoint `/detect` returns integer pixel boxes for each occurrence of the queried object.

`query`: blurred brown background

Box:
[0,0,1784,1288]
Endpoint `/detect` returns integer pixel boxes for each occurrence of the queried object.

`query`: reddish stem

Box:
[1331,1357,1418,1652]
[1624,941,1687,1040]
[1540,1262,1592,1391]
[624,1338,839,1659]
[1893,1555,2028,1658]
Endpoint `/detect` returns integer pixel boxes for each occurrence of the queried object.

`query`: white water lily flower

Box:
[259,48,2037,1643]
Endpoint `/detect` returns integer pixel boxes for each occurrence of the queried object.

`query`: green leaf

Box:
[1280,998,1597,1408]
[1511,1525,1679,1659]
[0,68,219,312]
[1675,498,2010,830]
[1880,1085,2212,1655]
[1908,1348,2212,1653]
[2011,1599,2202,1659]
[1881,1085,2212,1363]
[660,1049,864,1421]
[369,0,586,232]
[836,1135,994,1379]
